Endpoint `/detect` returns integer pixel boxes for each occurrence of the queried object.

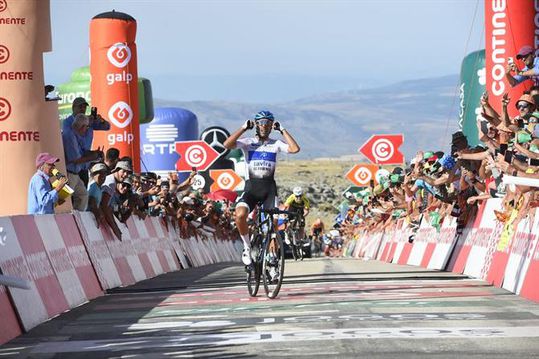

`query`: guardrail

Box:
[344,198,539,303]
[0,212,241,345]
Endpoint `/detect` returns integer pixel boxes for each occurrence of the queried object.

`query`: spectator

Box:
[27,153,68,214]
[101,160,133,239]
[62,97,110,186]
[104,148,120,173]
[62,114,101,211]
[506,45,539,88]
[87,162,108,227]
[111,176,136,223]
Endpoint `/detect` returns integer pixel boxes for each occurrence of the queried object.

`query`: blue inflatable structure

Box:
[140,107,199,179]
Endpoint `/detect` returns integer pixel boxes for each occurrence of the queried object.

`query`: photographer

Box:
[62,114,102,211]
[505,46,539,88]
[62,97,110,186]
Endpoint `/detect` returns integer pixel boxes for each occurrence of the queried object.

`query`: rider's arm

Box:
[302,196,310,217]
[280,129,300,153]
[224,125,248,149]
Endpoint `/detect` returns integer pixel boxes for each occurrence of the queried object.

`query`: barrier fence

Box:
[344,198,539,304]
[0,212,241,345]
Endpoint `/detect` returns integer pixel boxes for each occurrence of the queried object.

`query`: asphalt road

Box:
[2,257,539,358]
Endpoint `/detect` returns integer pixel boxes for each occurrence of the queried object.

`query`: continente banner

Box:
[459,50,485,147]
[90,11,141,172]
[485,0,537,117]
[0,0,71,215]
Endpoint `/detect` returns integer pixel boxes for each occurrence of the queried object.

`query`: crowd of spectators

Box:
[335,45,539,243]
[28,97,238,241]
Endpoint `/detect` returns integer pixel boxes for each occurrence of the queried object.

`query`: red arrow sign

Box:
[345,164,379,187]
[175,140,220,172]
[210,169,243,192]
[359,134,404,165]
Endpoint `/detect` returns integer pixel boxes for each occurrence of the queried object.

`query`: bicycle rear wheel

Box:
[262,233,285,299]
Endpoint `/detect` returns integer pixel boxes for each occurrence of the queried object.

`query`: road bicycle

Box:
[285,212,306,261]
[246,205,294,299]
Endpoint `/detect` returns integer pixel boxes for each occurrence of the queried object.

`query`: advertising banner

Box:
[0,0,69,215]
[90,11,141,171]
[484,0,537,117]
[459,50,485,147]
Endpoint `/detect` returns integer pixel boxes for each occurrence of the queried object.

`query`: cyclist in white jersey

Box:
[224,110,300,265]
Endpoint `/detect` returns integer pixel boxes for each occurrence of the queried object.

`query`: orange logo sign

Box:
[210,169,243,191]
[345,164,379,187]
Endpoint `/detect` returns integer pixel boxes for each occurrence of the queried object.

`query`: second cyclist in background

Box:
[283,186,310,254]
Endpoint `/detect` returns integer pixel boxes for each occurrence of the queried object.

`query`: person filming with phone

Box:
[62,97,110,186]
[506,46,539,88]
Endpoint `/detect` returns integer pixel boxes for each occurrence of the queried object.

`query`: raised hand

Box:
[242,119,254,130]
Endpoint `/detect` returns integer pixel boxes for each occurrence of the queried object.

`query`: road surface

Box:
[1,257,539,358]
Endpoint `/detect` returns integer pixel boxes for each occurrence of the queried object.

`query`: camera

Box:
[91,107,98,118]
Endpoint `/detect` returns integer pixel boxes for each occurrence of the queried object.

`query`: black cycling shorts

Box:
[236,178,277,212]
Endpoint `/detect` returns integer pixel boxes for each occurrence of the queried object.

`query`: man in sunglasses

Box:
[506,45,539,88]
[100,160,133,240]
[224,110,300,265]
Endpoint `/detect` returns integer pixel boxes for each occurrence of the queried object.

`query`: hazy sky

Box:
[45,0,485,102]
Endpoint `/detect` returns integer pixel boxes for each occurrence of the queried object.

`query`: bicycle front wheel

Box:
[262,233,285,299]
[247,235,262,297]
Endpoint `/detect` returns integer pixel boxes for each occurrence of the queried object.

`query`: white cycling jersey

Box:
[235,137,289,180]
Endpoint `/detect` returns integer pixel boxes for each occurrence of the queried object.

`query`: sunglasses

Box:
[517,102,531,109]
[255,119,273,126]
[120,182,131,189]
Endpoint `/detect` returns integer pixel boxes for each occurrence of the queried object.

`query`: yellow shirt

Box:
[285,194,310,210]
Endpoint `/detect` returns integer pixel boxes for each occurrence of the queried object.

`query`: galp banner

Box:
[175,140,220,172]
[359,134,404,165]
[90,11,141,171]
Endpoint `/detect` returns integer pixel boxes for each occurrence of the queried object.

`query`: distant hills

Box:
[155,74,461,160]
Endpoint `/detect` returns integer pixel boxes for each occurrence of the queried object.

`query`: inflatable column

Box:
[485,0,537,117]
[90,11,141,171]
[0,0,70,215]
[459,50,485,147]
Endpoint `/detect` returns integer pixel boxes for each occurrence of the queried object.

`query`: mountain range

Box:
[155,74,461,160]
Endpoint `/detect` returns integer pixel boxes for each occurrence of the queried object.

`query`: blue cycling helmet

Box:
[254,110,274,121]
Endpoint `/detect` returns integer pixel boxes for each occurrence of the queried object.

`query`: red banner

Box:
[485,0,537,117]
[175,140,220,172]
